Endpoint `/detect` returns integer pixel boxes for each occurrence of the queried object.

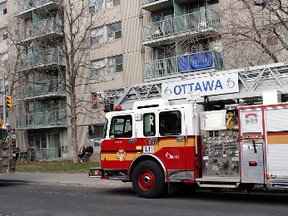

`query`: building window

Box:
[107,22,122,41]
[0,1,7,16]
[91,58,106,76]
[89,0,119,13]
[0,52,8,66]
[90,22,121,45]
[106,0,120,9]
[0,28,8,41]
[115,55,123,72]
[91,55,123,76]
[91,27,104,45]
[108,55,123,73]
[88,124,104,146]
[89,0,103,13]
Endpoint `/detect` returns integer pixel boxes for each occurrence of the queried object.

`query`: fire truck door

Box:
[157,108,188,173]
[240,140,265,184]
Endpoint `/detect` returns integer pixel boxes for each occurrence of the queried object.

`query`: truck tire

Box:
[132,160,166,198]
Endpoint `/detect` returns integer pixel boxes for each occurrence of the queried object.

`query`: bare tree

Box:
[220,0,288,68]
[56,0,119,163]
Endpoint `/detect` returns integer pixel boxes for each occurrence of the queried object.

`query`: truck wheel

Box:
[132,160,166,198]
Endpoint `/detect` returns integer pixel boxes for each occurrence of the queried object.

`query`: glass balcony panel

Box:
[142,9,220,43]
[144,51,223,78]
[17,47,65,70]
[16,81,66,99]
[14,18,62,43]
[35,148,59,159]
[16,109,67,129]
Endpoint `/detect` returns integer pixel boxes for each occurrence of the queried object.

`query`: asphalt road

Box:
[1,182,288,216]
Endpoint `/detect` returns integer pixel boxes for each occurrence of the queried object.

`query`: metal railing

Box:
[142,9,220,42]
[144,50,223,78]
[14,0,60,14]
[16,109,67,128]
[14,18,62,42]
[35,148,59,159]
[17,47,65,71]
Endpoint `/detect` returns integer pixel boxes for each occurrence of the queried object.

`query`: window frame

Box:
[107,22,122,41]
[91,58,106,76]
[109,115,133,138]
[90,27,105,45]
[89,0,120,13]
[159,110,182,136]
[89,0,104,13]
[0,1,7,16]
[143,113,156,137]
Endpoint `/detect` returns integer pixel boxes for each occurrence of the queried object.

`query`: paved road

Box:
[1,173,288,216]
[1,182,288,216]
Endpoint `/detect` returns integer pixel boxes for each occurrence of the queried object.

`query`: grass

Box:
[16,160,99,173]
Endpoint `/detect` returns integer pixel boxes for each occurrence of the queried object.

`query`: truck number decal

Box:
[143,146,154,154]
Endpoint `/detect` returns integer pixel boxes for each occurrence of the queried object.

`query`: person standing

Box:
[78,145,86,162]
[15,145,20,161]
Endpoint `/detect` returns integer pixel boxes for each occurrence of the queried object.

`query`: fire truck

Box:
[89,62,288,198]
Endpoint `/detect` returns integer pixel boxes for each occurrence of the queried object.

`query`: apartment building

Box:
[0,0,286,160]
[0,0,8,122]
[11,0,67,160]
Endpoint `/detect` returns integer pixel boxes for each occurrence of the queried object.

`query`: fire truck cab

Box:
[92,98,204,197]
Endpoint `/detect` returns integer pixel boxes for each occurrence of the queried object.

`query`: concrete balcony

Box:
[16,109,67,129]
[17,47,65,72]
[14,18,63,45]
[144,50,223,79]
[142,9,220,47]
[14,0,61,18]
[141,0,173,12]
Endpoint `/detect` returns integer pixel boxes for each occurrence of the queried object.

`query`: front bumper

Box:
[88,167,128,181]
[89,167,103,178]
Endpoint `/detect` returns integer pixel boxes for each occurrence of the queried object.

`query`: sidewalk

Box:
[0,172,131,188]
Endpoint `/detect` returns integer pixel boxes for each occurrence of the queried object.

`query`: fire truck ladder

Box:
[102,61,288,107]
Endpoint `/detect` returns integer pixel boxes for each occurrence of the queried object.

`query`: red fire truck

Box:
[89,62,288,198]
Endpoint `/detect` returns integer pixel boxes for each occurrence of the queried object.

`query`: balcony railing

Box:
[144,51,223,78]
[16,81,66,99]
[14,0,60,14]
[16,109,67,129]
[142,9,220,43]
[17,47,65,71]
[36,148,60,159]
[14,18,62,43]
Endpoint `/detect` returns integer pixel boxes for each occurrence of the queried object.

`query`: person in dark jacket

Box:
[83,144,93,161]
